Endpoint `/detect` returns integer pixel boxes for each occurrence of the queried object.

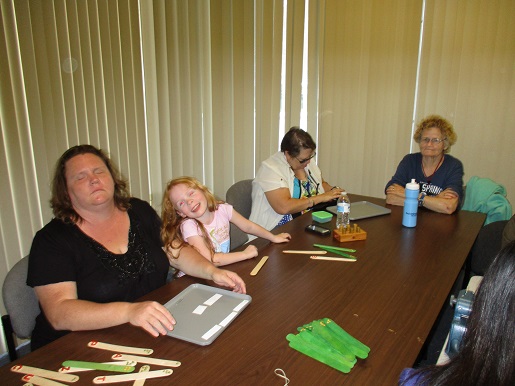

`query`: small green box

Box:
[312,211,332,223]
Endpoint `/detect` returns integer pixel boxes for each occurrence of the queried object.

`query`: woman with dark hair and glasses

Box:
[250,127,344,231]
[385,115,464,214]
[27,145,246,350]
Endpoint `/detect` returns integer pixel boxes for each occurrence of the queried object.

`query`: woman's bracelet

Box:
[331,186,340,190]
[307,197,314,208]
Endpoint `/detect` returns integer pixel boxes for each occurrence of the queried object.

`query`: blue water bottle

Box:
[402,179,419,227]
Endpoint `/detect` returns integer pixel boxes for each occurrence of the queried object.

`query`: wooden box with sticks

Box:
[333,224,367,242]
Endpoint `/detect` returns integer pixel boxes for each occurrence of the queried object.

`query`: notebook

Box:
[326,201,391,220]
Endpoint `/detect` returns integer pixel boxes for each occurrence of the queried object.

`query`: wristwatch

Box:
[418,192,427,207]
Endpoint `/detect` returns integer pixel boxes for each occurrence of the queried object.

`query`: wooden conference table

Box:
[1,194,485,385]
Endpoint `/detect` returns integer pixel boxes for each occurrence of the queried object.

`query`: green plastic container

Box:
[312,211,332,223]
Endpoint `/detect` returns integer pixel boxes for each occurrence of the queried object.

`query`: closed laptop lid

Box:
[326,201,391,220]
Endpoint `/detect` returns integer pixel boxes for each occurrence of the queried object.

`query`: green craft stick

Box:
[315,320,367,359]
[322,318,370,359]
[320,249,357,259]
[299,321,366,361]
[297,329,357,366]
[313,246,357,258]
[314,244,356,253]
[325,330,369,359]
[323,318,370,353]
[286,334,353,373]
[298,323,313,332]
[62,360,135,373]
[311,320,356,362]
[298,330,357,369]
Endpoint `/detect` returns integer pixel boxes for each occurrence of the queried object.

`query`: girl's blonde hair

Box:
[161,176,220,259]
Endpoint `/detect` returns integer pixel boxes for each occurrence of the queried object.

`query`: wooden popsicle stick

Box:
[88,341,153,355]
[21,374,68,386]
[11,365,79,383]
[310,255,356,262]
[93,369,173,384]
[111,354,181,367]
[133,365,150,386]
[283,250,327,254]
[250,256,269,276]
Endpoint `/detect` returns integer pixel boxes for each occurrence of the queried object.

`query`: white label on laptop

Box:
[233,299,249,312]
[204,293,222,306]
[202,325,222,340]
[219,311,238,327]
[193,305,207,315]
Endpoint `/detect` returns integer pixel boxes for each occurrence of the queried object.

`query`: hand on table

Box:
[271,232,291,243]
[385,183,406,206]
[127,301,176,337]
[211,269,247,294]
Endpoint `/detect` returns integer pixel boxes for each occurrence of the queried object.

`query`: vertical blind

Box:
[417,0,515,190]
[1,0,514,355]
[0,0,148,322]
[143,0,299,201]
[316,0,423,196]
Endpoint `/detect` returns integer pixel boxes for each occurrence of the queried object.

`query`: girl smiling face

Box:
[169,183,212,223]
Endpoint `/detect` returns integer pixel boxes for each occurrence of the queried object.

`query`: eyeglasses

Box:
[421,137,446,144]
[295,151,316,164]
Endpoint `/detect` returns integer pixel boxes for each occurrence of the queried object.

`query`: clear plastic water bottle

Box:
[336,191,351,230]
[402,179,419,227]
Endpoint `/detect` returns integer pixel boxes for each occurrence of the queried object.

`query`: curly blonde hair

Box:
[413,115,457,154]
[161,176,221,260]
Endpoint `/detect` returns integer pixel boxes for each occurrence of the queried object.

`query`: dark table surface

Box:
[1,194,486,385]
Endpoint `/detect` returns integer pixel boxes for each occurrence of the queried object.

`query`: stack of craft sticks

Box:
[286,318,370,374]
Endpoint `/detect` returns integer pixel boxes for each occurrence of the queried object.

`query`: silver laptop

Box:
[326,201,391,220]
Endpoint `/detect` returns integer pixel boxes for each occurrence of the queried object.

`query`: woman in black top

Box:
[27,145,246,350]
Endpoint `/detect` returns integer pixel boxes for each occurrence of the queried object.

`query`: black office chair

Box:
[1,255,40,361]
[226,179,253,250]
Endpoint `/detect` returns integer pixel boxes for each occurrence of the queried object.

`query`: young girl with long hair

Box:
[161,177,291,267]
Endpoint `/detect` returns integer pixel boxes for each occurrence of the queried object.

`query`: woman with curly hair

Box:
[385,115,464,214]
